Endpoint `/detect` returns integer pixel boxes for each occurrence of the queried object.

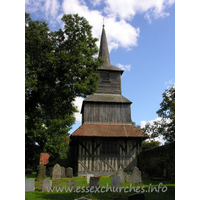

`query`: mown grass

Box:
[25,174,175,200]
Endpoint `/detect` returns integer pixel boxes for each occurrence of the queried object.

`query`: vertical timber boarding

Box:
[77,138,141,176]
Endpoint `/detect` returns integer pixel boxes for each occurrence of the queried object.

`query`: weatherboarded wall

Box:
[96,71,121,94]
[83,102,131,124]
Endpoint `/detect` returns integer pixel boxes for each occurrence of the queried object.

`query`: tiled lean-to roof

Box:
[71,123,148,138]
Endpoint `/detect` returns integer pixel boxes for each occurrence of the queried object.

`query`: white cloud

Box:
[73,97,84,122]
[116,63,131,71]
[165,79,174,85]
[25,0,41,13]
[26,0,174,51]
[62,0,140,51]
[42,0,60,21]
[141,117,173,145]
[141,117,165,144]
[89,0,101,6]
[25,0,61,26]
[104,0,174,21]
[141,117,162,128]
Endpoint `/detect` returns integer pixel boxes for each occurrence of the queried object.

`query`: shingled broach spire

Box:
[99,24,111,65]
[98,24,123,73]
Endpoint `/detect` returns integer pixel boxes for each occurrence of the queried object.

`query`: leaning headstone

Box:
[69,180,76,190]
[132,167,143,185]
[86,174,94,184]
[128,193,145,200]
[66,167,73,178]
[36,164,46,181]
[89,177,100,189]
[25,179,35,192]
[51,163,61,180]
[111,176,121,189]
[42,179,52,192]
[61,167,66,178]
[117,169,125,183]
[126,174,132,183]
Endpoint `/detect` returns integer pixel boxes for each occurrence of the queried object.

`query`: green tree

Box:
[25,13,103,167]
[142,85,175,142]
[141,140,161,151]
[131,121,141,129]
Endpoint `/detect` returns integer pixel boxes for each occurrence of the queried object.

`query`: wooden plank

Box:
[86,141,88,171]
[96,71,121,94]
[84,140,86,172]
[90,141,92,171]
[102,158,115,171]
[83,103,131,124]
[92,140,94,171]
[79,141,91,156]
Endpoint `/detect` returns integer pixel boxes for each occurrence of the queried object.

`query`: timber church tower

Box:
[71,25,147,176]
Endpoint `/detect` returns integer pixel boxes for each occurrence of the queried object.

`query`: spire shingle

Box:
[98,25,123,73]
[99,25,110,65]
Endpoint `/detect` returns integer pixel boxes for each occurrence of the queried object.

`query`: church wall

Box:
[83,102,131,124]
[76,137,141,176]
[96,71,121,94]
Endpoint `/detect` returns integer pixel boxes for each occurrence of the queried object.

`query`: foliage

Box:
[141,140,161,151]
[131,121,141,129]
[142,85,175,142]
[25,13,103,167]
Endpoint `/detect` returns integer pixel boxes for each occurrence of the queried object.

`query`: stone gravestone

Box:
[126,174,132,183]
[89,177,100,189]
[69,180,76,190]
[117,169,125,183]
[51,163,61,180]
[132,167,143,185]
[42,179,52,192]
[25,179,35,192]
[86,174,94,184]
[128,193,145,200]
[36,164,46,181]
[111,176,121,189]
[66,167,73,178]
[61,167,66,178]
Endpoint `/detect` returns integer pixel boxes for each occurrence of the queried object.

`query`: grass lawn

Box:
[25,174,175,200]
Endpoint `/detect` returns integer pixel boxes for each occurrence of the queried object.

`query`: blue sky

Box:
[25,0,175,138]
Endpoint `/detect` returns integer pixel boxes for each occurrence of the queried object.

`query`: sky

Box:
[25,0,175,142]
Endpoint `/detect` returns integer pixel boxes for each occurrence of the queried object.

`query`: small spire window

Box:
[101,72,110,82]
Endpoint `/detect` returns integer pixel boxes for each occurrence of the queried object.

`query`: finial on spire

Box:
[103,18,105,28]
